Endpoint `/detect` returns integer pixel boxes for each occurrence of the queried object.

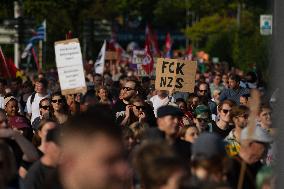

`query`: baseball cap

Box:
[157,105,184,118]
[194,105,209,119]
[192,132,226,159]
[240,126,273,144]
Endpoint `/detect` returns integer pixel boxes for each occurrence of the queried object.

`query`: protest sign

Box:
[131,50,148,76]
[105,51,117,61]
[54,38,87,95]
[155,58,197,92]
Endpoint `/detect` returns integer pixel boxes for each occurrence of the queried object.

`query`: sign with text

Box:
[260,15,272,35]
[54,38,87,95]
[155,58,197,92]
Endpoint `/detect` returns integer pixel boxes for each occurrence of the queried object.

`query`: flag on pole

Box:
[145,24,161,57]
[165,32,172,58]
[0,46,17,78]
[142,37,154,75]
[95,40,106,74]
[185,45,193,60]
[21,20,46,59]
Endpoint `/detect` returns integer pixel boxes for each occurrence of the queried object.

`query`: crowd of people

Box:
[0,58,276,189]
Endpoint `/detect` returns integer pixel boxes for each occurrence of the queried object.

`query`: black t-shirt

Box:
[24,160,56,189]
[211,121,233,139]
[227,156,263,189]
[113,100,127,124]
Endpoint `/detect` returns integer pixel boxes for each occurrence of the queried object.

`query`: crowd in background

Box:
[0,55,277,189]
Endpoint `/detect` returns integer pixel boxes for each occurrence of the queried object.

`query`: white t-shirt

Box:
[25,93,50,123]
[150,95,175,117]
[0,96,4,109]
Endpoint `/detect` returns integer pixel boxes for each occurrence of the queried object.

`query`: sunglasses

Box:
[222,109,231,114]
[123,87,135,91]
[51,99,63,104]
[40,105,50,110]
[199,90,207,93]
[132,104,145,110]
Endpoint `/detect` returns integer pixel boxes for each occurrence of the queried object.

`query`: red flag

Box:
[165,32,172,58]
[185,45,193,60]
[145,24,161,57]
[0,46,17,78]
[142,38,154,75]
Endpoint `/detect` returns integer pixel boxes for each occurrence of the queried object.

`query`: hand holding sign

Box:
[155,58,197,93]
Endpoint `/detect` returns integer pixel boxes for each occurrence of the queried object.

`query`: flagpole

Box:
[0,46,11,78]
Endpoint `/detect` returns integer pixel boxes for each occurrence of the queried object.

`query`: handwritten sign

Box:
[155,58,197,92]
[54,38,87,95]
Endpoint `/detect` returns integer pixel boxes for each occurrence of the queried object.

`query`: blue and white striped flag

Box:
[21,20,46,59]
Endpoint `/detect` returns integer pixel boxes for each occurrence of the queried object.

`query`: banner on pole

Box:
[260,15,272,35]
[155,58,197,92]
[54,38,87,95]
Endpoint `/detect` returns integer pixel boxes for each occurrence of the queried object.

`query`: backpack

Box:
[29,92,36,106]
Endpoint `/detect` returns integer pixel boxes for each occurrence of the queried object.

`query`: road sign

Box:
[260,15,273,35]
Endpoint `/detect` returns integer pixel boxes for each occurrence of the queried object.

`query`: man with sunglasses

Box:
[196,82,217,117]
[32,98,51,131]
[113,79,140,124]
[26,78,50,123]
[225,105,250,157]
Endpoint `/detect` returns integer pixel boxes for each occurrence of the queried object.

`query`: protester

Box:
[156,105,192,161]
[179,125,199,143]
[132,141,186,189]
[220,74,250,104]
[210,73,224,95]
[24,128,61,189]
[96,85,112,105]
[32,98,51,131]
[224,105,249,156]
[150,90,175,117]
[50,92,69,125]
[211,99,236,139]
[26,78,50,123]
[196,82,217,116]
[193,105,211,133]
[257,103,273,132]
[59,105,130,189]
[227,126,273,189]
[190,133,230,188]
[113,79,140,124]
[4,96,33,140]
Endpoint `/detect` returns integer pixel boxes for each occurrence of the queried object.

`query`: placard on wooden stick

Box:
[54,38,87,95]
[155,58,197,93]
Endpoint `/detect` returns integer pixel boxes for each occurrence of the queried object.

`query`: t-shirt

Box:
[150,95,175,117]
[211,121,233,139]
[0,96,4,109]
[24,160,56,189]
[25,93,50,123]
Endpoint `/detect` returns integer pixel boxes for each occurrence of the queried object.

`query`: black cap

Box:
[157,105,184,118]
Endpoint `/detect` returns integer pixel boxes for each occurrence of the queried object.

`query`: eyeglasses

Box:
[40,105,50,110]
[222,109,231,114]
[51,99,63,104]
[123,87,135,91]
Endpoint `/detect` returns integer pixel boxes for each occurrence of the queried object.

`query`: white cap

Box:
[240,126,273,144]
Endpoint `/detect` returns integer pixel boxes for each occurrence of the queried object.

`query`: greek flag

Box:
[21,20,46,59]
